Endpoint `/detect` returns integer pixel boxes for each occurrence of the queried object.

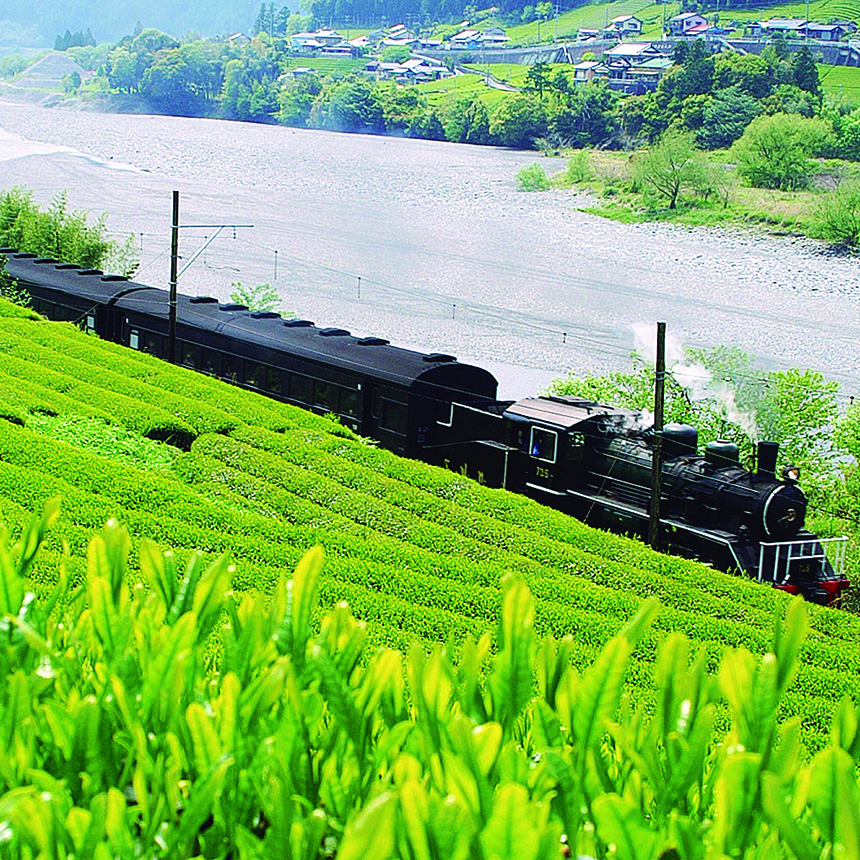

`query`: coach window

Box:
[265,366,283,395]
[381,398,408,435]
[180,342,199,368]
[245,361,263,389]
[291,374,313,405]
[530,427,558,463]
[222,353,241,384]
[143,331,160,356]
[201,349,218,376]
[315,381,336,411]
[340,388,358,417]
[129,329,140,350]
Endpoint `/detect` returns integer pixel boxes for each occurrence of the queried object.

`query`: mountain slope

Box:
[0,1,263,46]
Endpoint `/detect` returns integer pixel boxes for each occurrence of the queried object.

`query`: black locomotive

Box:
[2,250,850,605]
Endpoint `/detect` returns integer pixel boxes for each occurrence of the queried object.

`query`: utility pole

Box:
[648,321,666,550]
[168,190,179,364]
[167,190,253,365]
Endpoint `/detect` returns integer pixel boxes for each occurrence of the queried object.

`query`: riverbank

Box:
[1,101,859,395]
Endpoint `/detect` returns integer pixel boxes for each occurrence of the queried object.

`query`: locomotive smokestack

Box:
[757,440,779,479]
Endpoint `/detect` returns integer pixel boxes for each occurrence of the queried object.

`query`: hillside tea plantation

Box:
[1,298,860,851]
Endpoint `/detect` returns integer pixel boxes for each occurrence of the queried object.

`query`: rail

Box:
[757,536,848,584]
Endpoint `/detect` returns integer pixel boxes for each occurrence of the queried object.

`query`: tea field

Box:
[0,298,858,743]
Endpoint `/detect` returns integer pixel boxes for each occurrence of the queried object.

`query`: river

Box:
[1,100,859,400]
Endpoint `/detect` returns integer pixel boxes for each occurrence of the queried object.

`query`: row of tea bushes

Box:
[3,506,860,859]
[1,304,860,748]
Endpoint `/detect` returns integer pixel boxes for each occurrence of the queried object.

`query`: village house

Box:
[602,14,643,38]
[592,42,672,93]
[668,12,708,36]
[576,28,600,42]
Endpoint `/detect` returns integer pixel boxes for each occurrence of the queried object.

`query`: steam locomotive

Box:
[2,250,849,605]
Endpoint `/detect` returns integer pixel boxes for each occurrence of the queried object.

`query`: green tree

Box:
[631,127,709,209]
[309,78,384,134]
[0,188,138,275]
[550,83,618,148]
[524,61,551,100]
[792,45,822,99]
[733,112,830,190]
[230,281,282,312]
[488,94,547,148]
[697,86,760,149]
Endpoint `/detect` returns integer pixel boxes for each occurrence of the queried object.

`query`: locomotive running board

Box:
[561,488,747,573]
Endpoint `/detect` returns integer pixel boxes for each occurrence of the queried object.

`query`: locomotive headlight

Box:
[782,465,800,483]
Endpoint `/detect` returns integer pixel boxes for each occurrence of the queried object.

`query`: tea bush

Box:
[3,504,860,858]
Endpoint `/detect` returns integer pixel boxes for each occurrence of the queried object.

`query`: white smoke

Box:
[631,323,759,440]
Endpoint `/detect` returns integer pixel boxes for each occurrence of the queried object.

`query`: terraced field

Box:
[2,298,860,750]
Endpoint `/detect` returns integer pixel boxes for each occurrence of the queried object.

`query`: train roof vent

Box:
[357,336,390,346]
[319,327,350,337]
[101,275,128,282]
[284,319,314,328]
[423,353,456,363]
[219,303,248,312]
[251,311,281,319]
[13,253,37,259]
[34,258,59,264]
[190,296,218,304]
[76,269,103,275]
[55,264,82,270]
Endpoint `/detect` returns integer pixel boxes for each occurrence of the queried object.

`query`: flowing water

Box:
[1,100,859,399]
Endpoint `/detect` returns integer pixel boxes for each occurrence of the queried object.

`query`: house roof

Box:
[604,42,661,56]
[670,12,705,21]
[452,29,480,40]
[686,23,710,34]
[574,60,602,69]
[635,57,674,69]
[760,18,808,29]
[611,14,640,23]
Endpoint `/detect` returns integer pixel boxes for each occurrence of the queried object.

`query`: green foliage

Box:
[489,94,547,149]
[813,178,860,246]
[516,163,551,191]
[733,113,833,191]
[380,45,411,63]
[560,150,594,184]
[0,188,139,277]
[2,501,860,857]
[229,281,281,313]
[631,127,710,209]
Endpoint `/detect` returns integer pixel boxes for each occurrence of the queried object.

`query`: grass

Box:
[280,56,367,75]
[818,63,860,99]
[416,72,511,106]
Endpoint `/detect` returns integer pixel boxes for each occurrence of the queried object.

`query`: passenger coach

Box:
[3,252,497,456]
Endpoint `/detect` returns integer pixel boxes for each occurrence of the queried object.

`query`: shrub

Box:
[733,112,833,191]
[516,163,551,191]
[812,178,860,246]
[3,503,860,858]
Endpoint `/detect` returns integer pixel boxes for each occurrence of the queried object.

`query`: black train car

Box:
[2,252,497,457]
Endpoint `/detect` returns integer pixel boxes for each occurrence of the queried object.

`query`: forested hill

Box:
[0,0,263,46]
